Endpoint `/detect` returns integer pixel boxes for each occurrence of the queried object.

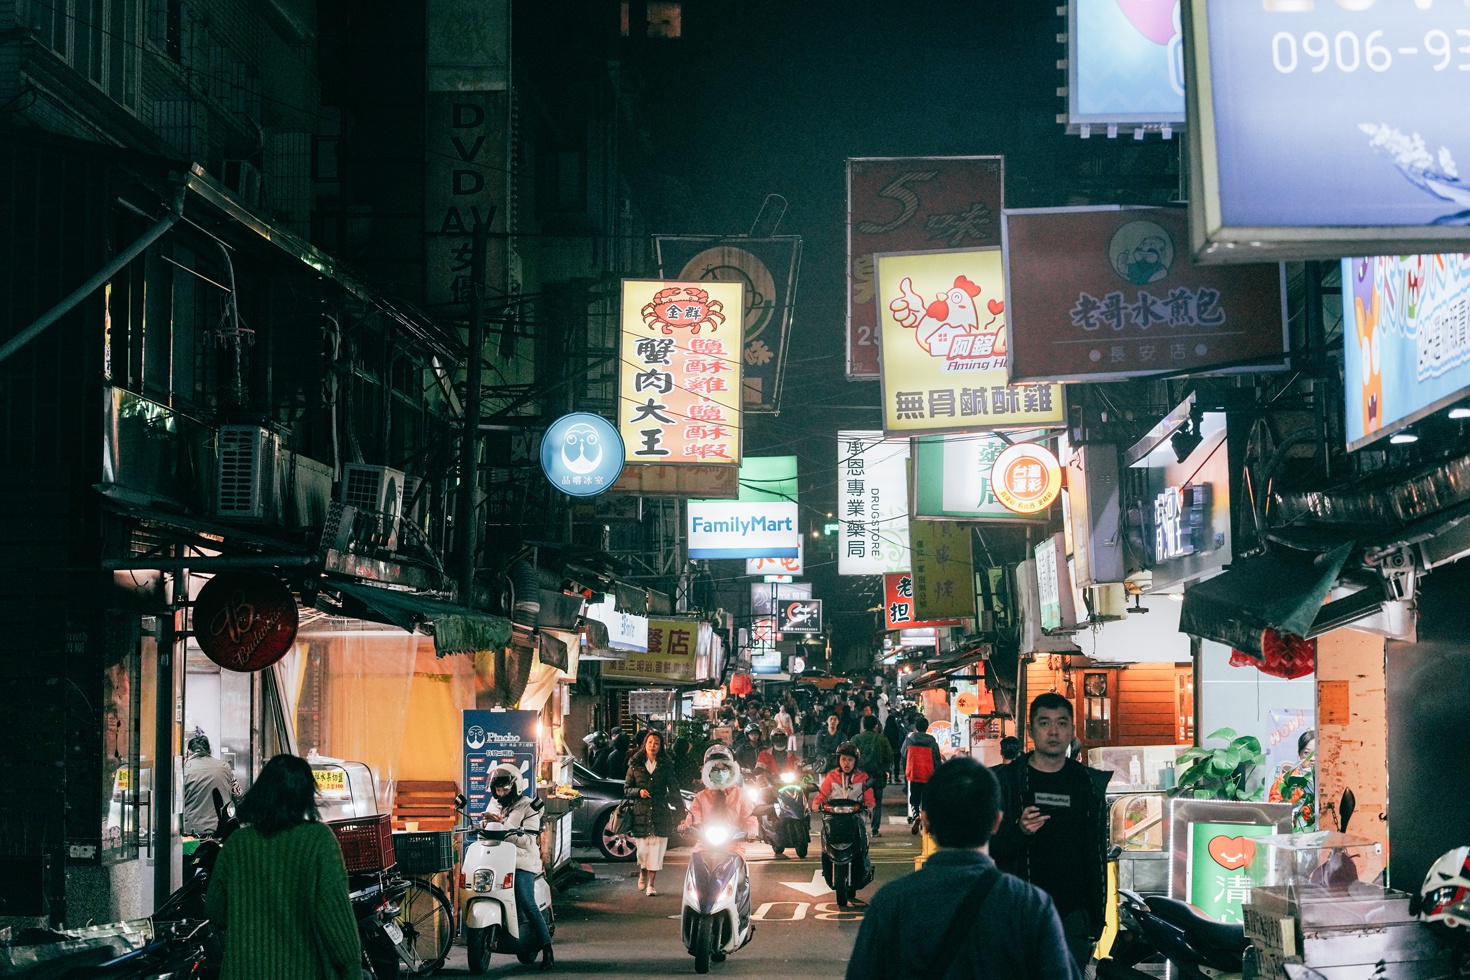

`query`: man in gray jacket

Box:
[182,734,240,838]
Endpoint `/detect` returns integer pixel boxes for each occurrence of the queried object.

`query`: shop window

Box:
[100,617,142,864]
[646,2,681,38]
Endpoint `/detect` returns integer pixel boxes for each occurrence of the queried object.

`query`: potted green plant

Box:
[1171,727,1266,801]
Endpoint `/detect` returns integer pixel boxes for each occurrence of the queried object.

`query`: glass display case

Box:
[308,754,380,820]
[1090,743,1187,793]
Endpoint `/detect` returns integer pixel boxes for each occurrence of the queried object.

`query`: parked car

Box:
[570,761,694,861]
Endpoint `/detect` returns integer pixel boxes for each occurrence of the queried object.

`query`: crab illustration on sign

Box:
[642,284,727,335]
[888,274,1006,362]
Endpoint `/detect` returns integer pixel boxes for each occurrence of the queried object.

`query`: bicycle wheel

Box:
[392,877,455,976]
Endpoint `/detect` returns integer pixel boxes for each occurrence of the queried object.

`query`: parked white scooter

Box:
[453,793,555,974]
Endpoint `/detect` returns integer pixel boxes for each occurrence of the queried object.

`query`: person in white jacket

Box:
[485,763,553,969]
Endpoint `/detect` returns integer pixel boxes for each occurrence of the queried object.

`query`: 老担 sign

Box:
[687,501,799,559]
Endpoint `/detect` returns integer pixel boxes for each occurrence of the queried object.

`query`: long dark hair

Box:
[237,754,320,836]
[633,729,669,765]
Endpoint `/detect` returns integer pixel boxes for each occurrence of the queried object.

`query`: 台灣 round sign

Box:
[193,571,299,672]
[990,443,1062,516]
[541,412,624,497]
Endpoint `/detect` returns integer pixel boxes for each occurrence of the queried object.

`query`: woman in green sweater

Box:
[206,754,363,980]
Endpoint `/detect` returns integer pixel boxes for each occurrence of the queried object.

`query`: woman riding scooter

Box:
[485,764,554,971]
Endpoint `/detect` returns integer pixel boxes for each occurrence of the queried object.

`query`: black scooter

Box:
[819,799,872,908]
[1096,889,1248,980]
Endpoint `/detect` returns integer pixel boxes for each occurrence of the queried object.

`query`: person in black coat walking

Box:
[625,730,677,896]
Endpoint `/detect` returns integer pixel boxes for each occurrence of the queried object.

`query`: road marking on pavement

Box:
[779,869,832,897]
[752,901,809,921]
[813,902,864,922]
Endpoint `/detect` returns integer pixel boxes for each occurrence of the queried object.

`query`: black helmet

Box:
[490,770,517,794]
[836,742,859,760]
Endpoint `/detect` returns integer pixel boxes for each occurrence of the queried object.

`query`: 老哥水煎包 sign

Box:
[875,248,1065,436]
[687,501,799,559]
[1067,0,1185,133]
[619,279,744,466]
[1342,253,1470,450]
[1003,206,1287,381]
[540,412,624,497]
[1184,0,1470,261]
[847,157,1004,378]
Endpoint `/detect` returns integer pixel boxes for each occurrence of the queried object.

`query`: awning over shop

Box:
[907,645,989,693]
[580,618,630,662]
[328,580,512,656]
[1178,543,1354,658]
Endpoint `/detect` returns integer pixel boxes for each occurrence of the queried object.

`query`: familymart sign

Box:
[687,501,800,559]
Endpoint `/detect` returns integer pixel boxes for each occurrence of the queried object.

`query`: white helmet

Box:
[1420,847,1470,940]
[703,744,735,764]
[488,762,528,798]
[701,757,742,790]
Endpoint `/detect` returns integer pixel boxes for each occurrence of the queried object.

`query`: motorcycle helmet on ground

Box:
[701,756,742,790]
[1421,847,1470,942]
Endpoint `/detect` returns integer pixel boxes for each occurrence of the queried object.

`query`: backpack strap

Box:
[928,867,1002,979]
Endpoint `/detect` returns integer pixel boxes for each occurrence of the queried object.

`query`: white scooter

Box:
[454,798,555,974]
[681,822,754,974]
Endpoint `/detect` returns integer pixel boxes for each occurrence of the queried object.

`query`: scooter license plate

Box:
[383,920,404,945]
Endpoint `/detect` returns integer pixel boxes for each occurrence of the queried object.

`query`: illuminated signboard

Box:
[748,540,803,577]
[875,248,1065,436]
[619,279,743,465]
[1342,253,1470,450]
[837,431,912,575]
[911,431,1051,522]
[777,599,823,635]
[1067,0,1185,133]
[687,501,799,560]
[540,412,624,497]
[883,572,966,632]
[989,443,1063,516]
[1149,484,1212,564]
[1184,0,1470,262]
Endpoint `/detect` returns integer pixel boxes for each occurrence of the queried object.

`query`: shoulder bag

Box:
[926,867,1001,979]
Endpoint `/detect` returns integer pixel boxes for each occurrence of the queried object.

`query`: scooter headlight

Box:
[716,877,738,907]
[472,868,495,892]
[745,785,762,804]
[779,771,798,785]
[702,823,733,848]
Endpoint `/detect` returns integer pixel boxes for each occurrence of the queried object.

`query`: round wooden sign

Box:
[194,571,299,672]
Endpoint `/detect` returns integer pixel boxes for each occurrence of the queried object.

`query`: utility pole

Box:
[457,218,489,604]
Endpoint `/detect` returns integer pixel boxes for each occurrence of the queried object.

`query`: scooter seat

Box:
[1144,895,1247,965]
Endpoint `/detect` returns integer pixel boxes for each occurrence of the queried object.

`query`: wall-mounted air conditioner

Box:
[216,425,277,521]
[337,463,404,551]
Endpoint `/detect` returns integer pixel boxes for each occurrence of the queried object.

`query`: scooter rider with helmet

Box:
[485,764,554,971]
[681,754,758,922]
[814,743,876,811]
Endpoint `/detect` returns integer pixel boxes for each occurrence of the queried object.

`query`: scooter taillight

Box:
[502,873,514,890]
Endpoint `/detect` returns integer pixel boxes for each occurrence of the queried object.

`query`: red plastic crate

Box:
[328,814,395,873]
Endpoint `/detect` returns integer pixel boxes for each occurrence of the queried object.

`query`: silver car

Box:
[570,761,695,861]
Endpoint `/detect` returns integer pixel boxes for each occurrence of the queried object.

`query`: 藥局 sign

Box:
[463,709,538,817]
[1068,0,1184,130]
[875,248,1065,436]
[619,279,743,466]
[847,157,1004,378]
[1343,253,1470,450]
[838,431,911,575]
[912,432,1046,522]
[1003,206,1287,381]
[540,412,624,496]
[687,501,799,559]
[1185,0,1470,260]
[655,237,802,413]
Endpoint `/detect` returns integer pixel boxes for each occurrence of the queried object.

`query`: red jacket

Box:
[813,768,875,810]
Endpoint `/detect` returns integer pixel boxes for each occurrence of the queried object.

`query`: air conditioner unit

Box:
[338,463,404,551]
[220,159,262,208]
[216,425,277,521]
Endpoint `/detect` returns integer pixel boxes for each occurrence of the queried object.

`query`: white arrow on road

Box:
[779,869,832,898]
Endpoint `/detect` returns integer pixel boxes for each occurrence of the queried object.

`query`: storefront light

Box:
[1389,432,1419,445]
[1450,408,1470,420]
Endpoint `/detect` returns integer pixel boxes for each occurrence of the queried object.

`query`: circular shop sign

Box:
[953,691,980,716]
[990,442,1062,515]
[541,412,624,497]
[194,571,299,672]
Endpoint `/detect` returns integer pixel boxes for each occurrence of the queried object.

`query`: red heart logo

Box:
[987,299,1005,316]
[1207,835,1256,871]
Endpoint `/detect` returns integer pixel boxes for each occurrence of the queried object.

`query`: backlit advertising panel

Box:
[875,248,1065,436]
[619,279,743,465]
[1185,0,1470,262]
[838,431,911,575]
[1068,0,1185,131]
[687,501,799,560]
[1003,206,1287,381]
[911,432,1044,523]
[883,572,965,632]
[847,157,1004,378]
[1343,252,1470,450]
[747,539,803,577]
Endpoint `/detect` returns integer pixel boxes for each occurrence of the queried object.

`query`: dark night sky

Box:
[619,0,1178,659]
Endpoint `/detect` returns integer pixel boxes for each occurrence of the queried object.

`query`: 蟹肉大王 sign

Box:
[875,248,1065,436]
[619,279,744,466]
[990,443,1062,516]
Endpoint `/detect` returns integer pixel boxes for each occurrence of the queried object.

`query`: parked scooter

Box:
[349,871,412,979]
[1095,889,1247,980]
[819,799,872,908]
[454,797,555,975]
[681,822,755,974]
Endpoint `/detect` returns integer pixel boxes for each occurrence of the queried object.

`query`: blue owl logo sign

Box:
[541,412,624,497]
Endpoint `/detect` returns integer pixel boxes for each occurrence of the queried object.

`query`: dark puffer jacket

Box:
[624,750,679,838]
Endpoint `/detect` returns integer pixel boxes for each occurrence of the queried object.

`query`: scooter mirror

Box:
[454,793,468,809]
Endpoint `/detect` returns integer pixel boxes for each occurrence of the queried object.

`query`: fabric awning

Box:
[328,580,512,656]
[1178,542,1353,658]
[906,645,989,693]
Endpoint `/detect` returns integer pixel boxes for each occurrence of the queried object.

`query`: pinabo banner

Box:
[875,248,1065,436]
[655,237,801,414]
[619,279,744,466]
[847,157,1004,378]
[1003,206,1287,382]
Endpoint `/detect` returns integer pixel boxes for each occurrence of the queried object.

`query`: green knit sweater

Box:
[206,821,362,980]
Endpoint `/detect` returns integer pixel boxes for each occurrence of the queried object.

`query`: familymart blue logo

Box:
[541,413,623,497]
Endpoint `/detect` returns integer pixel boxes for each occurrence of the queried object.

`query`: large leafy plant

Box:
[1172,727,1266,801]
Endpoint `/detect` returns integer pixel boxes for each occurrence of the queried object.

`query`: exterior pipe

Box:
[0,186,185,366]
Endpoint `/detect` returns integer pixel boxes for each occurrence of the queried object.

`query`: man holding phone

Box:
[991,693,1110,971]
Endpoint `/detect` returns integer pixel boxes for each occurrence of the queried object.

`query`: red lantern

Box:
[193,571,299,671]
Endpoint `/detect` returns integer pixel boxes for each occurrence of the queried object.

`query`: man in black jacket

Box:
[990,693,1110,972]
[845,758,1080,980]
